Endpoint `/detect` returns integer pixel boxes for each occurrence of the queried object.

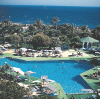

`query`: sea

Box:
[0,5,100,29]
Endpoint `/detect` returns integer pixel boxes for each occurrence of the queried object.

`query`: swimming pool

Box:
[0,58,93,94]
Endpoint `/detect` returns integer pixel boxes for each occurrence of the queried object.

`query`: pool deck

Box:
[0,52,95,61]
[0,50,100,99]
[80,67,100,92]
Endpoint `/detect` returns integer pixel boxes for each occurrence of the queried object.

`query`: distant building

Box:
[22,26,28,32]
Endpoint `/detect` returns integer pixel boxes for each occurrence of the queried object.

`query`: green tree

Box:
[59,35,68,43]
[3,19,11,26]
[28,25,36,31]
[70,36,81,48]
[51,17,60,30]
[32,34,52,49]
[34,20,43,29]
[47,29,61,37]
[80,25,88,31]
[93,25,100,40]
[26,35,33,46]
[51,37,61,48]
[10,34,21,47]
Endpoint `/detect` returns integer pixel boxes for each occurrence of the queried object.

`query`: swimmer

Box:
[35,65,38,67]
[62,66,65,69]
[62,61,64,63]
[63,66,65,68]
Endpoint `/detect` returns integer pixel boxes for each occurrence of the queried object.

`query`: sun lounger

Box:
[31,87,37,92]
[31,80,40,83]
[92,95,97,99]
[95,52,100,55]
[68,53,76,57]
[45,79,56,83]
[0,52,4,55]
[49,94,57,96]
[97,89,100,97]
[88,96,92,99]
[80,89,94,93]
[45,84,57,92]
[34,86,40,90]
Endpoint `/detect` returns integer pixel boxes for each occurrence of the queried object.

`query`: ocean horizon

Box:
[0,5,100,29]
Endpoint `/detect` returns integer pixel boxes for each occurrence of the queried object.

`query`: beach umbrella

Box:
[27,49,32,52]
[7,44,12,47]
[25,71,36,92]
[20,48,27,52]
[4,44,8,48]
[25,71,36,75]
[0,45,4,48]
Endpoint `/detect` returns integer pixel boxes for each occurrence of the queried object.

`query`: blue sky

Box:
[0,0,100,7]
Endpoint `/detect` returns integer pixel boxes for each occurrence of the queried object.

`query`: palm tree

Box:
[51,17,60,30]
[3,19,11,26]
[34,19,43,29]
[10,34,21,47]
[94,26,100,40]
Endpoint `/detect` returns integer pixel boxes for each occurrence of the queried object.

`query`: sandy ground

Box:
[3,49,15,54]
[61,49,89,57]
[3,49,89,57]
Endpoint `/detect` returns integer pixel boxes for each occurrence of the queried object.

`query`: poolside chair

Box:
[49,94,57,96]
[92,95,97,99]
[97,89,100,97]
[34,86,40,91]
[68,53,76,57]
[88,96,92,99]
[31,87,37,92]
[0,52,4,55]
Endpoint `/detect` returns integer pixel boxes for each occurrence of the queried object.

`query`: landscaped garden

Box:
[0,19,100,99]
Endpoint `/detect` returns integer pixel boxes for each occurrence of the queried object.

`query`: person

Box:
[98,70,100,75]
[94,72,97,77]
[12,58,14,61]
[93,73,95,77]
[71,95,74,99]
[62,61,64,63]
[59,90,60,96]
[63,66,65,68]
[63,97,66,99]
[77,51,81,55]
[62,66,65,69]
[35,65,38,67]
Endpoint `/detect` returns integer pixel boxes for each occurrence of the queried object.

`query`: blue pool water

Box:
[0,58,93,94]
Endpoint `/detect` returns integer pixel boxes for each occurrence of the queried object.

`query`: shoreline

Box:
[0,20,96,30]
